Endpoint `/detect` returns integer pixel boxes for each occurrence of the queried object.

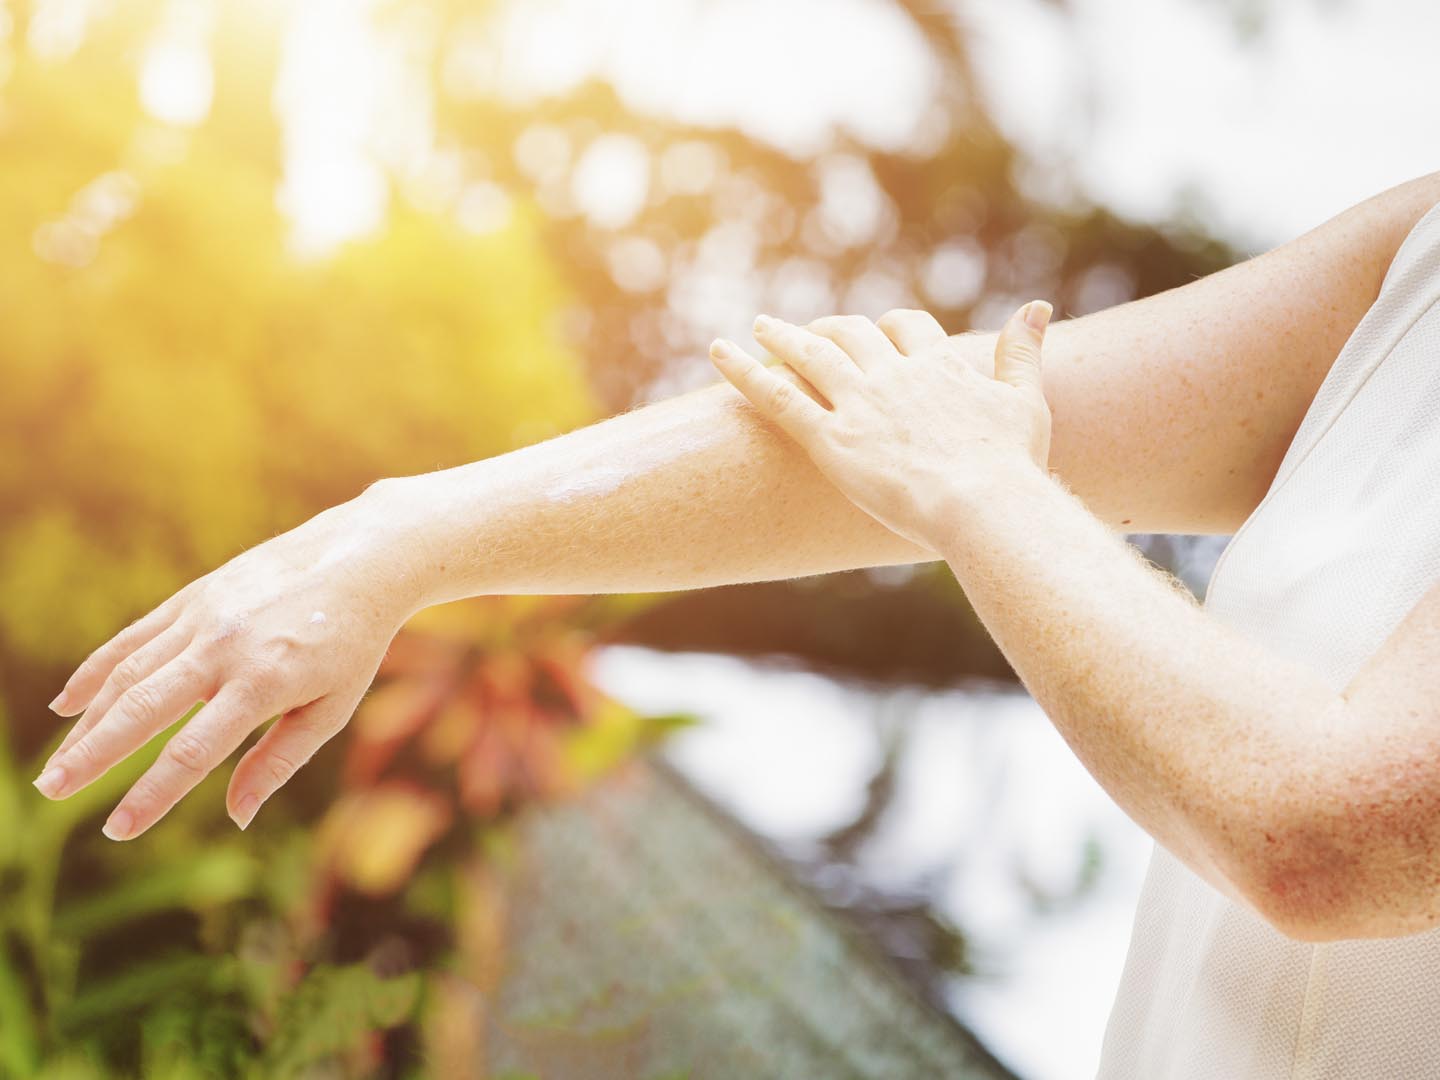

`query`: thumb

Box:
[993,300,1052,402]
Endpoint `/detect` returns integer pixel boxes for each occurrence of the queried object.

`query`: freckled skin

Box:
[710,205,1440,943]
[988,487,1440,946]
[40,172,1440,894]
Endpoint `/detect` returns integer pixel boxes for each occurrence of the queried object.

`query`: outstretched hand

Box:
[709,302,1054,552]
[36,493,425,840]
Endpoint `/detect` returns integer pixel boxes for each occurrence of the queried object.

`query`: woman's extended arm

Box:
[36,171,1440,840]
[303,169,1440,600]
[374,168,1440,602]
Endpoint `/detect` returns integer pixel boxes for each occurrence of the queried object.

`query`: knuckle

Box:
[66,735,100,770]
[119,680,162,725]
[112,654,149,691]
[245,663,284,698]
[232,670,281,710]
[764,380,794,415]
[263,749,304,787]
[128,776,168,814]
[1005,340,1041,365]
[204,614,250,650]
[261,633,303,665]
[57,721,93,757]
[164,732,211,775]
[169,654,204,688]
[114,615,148,646]
[878,308,921,328]
[173,578,203,605]
[80,647,111,677]
[799,339,831,362]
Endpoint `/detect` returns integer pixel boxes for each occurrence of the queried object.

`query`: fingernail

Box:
[33,766,67,799]
[232,794,260,831]
[49,691,68,714]
[103,809,134,842]
[754,314,774,332]
[710,338,732,359]
[1025,301,1053,332]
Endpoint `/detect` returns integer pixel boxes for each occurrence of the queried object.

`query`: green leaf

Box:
[53,847,258,939]
[0,706,24,870]
[54,953,225,1034]
[0,932,41,1077]
[261,963,423,1076]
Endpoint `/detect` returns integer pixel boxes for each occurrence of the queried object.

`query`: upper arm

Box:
[1250,571,1440,941]
[1041,171,1440,535]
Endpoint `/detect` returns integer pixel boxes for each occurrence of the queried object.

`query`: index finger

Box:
[709,338,828,444]
[52,588,191,716]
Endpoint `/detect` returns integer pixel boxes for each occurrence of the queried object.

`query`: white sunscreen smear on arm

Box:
[541,426,725,505]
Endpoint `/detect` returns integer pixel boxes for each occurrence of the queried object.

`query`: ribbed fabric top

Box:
[1097,198,1440,1079]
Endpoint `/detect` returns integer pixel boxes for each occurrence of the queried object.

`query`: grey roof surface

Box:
[483,754,1022,1080]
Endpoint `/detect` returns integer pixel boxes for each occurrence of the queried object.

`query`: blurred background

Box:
[2,0,1436,1077]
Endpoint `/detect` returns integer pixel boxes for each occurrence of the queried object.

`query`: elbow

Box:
[1223,715,1440,943]
[1241,825,1401,944]
[1228,815,1366,943]
[1244,864,1353,944]
[1238,869,1347,944]
[1255,892,1342,944]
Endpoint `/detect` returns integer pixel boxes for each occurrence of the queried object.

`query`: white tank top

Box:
[1097,198,1440,1079]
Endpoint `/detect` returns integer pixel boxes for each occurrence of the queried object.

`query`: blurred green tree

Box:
[0,3,595,718]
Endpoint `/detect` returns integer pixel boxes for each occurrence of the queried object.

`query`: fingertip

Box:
[33,766,67,800]
[102,807,135,842]
[231,792,260,831]
[50,691,85,718]
[1023,300,1053,334]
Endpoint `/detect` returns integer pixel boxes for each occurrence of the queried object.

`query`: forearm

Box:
[379,377,941,603]
[926,462,1346,931]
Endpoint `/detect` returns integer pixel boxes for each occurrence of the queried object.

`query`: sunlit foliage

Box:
[1,7,595,672]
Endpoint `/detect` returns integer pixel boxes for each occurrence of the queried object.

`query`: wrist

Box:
[358,455,532,610]
[346,474,454,617]
[922,452,1054,551]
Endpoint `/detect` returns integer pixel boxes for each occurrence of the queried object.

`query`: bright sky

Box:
[963,0,1440,252]
[212,0,1440,257]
